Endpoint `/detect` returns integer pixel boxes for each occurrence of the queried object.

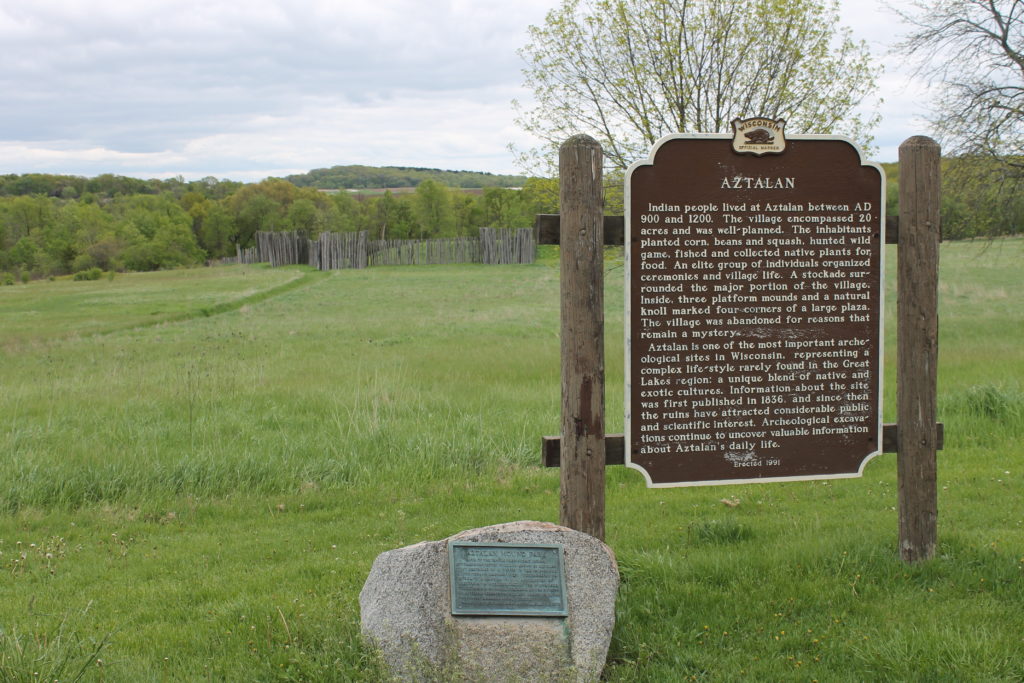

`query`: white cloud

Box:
[0,0,556,178]
[0,0,949,179]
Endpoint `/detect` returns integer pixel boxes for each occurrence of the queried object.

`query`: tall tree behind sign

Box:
[513,0,880,172]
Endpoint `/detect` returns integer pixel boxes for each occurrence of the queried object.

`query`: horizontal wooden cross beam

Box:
[541,423,944,468]
[534,214,904,246]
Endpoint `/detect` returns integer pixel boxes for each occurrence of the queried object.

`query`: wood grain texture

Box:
[559,135,606,540]
[897,136,941,563]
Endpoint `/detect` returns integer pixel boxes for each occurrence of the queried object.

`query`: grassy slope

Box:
[0,240,1021,681]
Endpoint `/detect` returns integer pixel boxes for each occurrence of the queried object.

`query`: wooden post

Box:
[897,136,941,563]
[559,135,606,540]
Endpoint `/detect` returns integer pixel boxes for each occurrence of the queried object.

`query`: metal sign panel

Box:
[625,131,885,487]
[448,542,568,617]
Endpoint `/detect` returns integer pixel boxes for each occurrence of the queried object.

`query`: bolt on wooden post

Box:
[897,136,941,563]
[559,135,606,540]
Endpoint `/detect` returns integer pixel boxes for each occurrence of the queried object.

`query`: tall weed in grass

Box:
[0,611,109,682]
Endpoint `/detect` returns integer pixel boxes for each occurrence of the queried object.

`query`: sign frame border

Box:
[624,132,887,488]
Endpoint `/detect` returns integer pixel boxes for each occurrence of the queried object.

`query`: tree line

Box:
[879,160,1024,240]
[285,165,528,190]
[2,156,1018,284]
[0,174,558,282]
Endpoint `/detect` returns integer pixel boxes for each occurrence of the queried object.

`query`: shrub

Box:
[1,272,14,286]
[71,253,97,273]
[72,267,103,281]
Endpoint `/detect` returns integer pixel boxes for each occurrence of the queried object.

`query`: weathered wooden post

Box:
[559,135,606,540]
[897,136,941,563]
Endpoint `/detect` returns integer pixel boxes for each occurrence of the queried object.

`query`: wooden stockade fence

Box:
[480,227,535,265]
[245,227,535,270]
[236,245,259,264]
[257,231,310,268]
[368,236,480,266]
[312,231,368,270]
[208,244,259,266]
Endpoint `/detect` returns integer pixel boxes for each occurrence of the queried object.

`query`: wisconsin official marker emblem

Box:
[731,117,786,156]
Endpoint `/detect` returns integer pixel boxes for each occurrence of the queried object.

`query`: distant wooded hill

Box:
[284,165,528,190]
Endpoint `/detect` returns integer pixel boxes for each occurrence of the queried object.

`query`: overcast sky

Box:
[0,0,931,182]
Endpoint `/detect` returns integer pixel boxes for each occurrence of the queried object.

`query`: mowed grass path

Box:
[0,240,1022,681]
[0,266,310,352]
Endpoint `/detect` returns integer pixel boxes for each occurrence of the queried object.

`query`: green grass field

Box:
[0,239,1021,681]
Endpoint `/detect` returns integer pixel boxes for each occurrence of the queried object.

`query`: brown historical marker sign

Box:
[626,122,885,487]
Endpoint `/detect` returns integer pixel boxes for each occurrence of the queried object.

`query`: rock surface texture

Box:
[360,521,618,682]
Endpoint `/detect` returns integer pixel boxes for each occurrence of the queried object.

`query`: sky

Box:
[0,0,932,183]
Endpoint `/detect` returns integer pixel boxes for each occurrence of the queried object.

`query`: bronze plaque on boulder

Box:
[449,542,568,617]
[625,128,884,487]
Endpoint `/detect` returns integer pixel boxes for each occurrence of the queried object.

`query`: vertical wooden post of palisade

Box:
[559,135,607,541]
[897,136,941,563]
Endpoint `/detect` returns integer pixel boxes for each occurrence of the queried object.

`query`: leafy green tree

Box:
[119,213,203,271]
[188,176,242,200]
[935,158,1024,238]
[480,187,534,228]
[285,165,528,190]
[514,0,880,171]
[94,193,203,270]
[371,192,397,240]
[51,201,115,271]
[1,195,53,241]
[411,180,455,238]
[1,174,58,196]
[198,202,237,258]
[229,192,284,246]
[519,177,560,215]
[85,174,151,197]
[68,202,116,247]
[286,198,318,233]
[107,194,191,241]
[75,219,141,273]
[370,191,416,240]
[32,205,80,274]
[150,216,205,267]
[8,236,40,272]
[181,191,211,247]
[452,193,484,235]
[223,182,334,239]
[180,191,206,215]
[329,191,361,232]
